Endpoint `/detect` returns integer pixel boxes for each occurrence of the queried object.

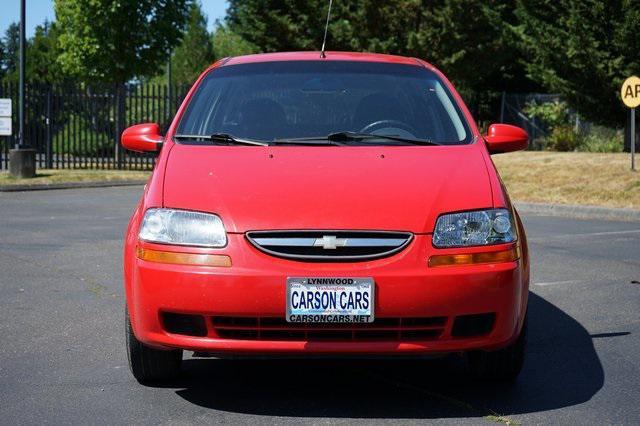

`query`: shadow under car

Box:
[147,292,605,420]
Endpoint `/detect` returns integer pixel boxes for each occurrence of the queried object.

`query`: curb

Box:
[0,180,147,192]
[514,201,640,222]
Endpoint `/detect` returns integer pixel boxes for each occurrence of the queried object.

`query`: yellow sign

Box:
[621,76,640,108]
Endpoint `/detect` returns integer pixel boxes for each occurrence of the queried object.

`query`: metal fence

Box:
[499,93,561,150]
[0,82,189,170]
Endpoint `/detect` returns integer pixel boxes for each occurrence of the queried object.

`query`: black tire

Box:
[467,315,527,382]
[126,308,182,383]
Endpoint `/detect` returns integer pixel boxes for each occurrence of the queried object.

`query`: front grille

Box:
[211,316,447,341]
[245,230,413,261]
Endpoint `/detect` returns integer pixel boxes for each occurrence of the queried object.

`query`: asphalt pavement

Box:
[0,186,639,425]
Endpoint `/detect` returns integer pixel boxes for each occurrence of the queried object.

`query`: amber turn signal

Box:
[429,246,520,267]
[136,247,232,267]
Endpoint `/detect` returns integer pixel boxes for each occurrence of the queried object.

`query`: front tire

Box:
[467,315,527,382]
[126,308,182,383]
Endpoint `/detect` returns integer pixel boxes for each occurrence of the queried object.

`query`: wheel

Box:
[126,308,182,383]
[467,315,527,382]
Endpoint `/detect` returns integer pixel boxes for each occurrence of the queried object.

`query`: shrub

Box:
[546,125,583,151]
[578,127,623,153]
[524,100,580,151]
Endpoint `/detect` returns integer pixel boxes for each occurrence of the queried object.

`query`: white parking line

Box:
[530,229,640,243]
[566,229,640,237]
[534,280,582,287]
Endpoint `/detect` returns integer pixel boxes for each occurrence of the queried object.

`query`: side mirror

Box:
[121,123,163,153]
[484,124,528,154]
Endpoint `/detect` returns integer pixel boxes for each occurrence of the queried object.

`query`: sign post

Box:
[633,108,636,171]
[621,76,640,171]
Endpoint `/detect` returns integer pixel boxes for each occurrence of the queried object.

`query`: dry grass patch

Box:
[493,152,640,209]
[0,169,150,186]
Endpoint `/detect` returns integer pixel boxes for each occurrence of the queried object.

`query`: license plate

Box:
[286,277,375,323]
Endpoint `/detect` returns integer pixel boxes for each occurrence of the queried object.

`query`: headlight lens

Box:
[432,209,516,248]
[139,208,227,247]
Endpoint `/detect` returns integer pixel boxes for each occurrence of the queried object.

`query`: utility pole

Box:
[9,0,36,178]
[18,0,25,151]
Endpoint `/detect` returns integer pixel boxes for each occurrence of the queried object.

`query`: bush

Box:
[525,100,578,151]
[546,125,583,151]
[578,127,623,153]
[524,100,622,153]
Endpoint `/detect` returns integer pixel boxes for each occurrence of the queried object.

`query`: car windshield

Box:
[176,60,472,145]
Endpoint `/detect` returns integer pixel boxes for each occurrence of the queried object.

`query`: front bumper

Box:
[126,235,527,355]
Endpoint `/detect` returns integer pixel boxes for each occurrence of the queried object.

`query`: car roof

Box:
[220,51,434,69]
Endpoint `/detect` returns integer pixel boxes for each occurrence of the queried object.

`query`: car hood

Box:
[162,144,493,233]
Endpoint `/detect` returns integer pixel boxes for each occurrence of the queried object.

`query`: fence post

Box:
[46,89,53,169]
[167,55,173,110]
[114,84,126,170]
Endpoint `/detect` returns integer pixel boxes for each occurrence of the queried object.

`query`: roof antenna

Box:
[320,0,333,58]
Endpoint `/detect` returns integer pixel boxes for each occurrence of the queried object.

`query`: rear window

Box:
[177,60,472,145]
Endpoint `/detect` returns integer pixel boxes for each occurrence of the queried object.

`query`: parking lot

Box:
[1,186,639,424]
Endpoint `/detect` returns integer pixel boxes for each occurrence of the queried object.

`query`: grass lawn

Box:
[493,152,640,209]
[0,169,150,186]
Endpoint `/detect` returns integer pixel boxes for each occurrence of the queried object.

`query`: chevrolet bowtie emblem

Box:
[313,235,348,249]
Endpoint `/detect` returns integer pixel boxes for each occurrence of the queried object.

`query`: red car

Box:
[122,52,530,383]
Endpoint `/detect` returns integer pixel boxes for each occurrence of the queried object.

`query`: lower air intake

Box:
[211,316,446,341]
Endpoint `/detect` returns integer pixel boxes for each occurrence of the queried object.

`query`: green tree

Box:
[515,0,640,127]
[211,25,258,59]
[405,1,536,111]
[26,21,68,85]
[54,0,191,84]
[0,36,5,80]
[171,1,213,85]
[2,21,69,84]
[2,23,20,78]
[227,0,332,52]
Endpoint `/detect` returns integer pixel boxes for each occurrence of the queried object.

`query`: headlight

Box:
[139,208,227,247]
[432,209,516,248]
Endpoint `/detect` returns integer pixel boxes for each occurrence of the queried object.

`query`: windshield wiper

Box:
[327,131,439,146]
[277,132,439,146]
[174,133,270,146]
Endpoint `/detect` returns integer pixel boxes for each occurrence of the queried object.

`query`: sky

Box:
[0,0,229,38]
